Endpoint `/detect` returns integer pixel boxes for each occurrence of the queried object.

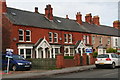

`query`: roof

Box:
[5,7,120,37]
[34,38,43,48]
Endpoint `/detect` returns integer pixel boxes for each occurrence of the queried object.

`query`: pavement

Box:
[2,65,96,79]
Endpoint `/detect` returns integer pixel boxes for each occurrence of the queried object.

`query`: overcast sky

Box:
[6,0,119,26]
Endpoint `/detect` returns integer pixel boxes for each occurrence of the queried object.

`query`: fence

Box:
[27,58,56,69]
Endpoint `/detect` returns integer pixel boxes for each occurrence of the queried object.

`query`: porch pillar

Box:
[24,49,26,58]
[49,48,52,58]
[75,49,78,53]
[36,49,38,58]
[81,48,83,56]
[53,48,56,58]
[31,49,32,58]
[43,48,46,58]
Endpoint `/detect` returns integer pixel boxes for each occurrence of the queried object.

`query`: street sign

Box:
[85,48,92,53]
[6,49,13,56]
[6,49,13,74]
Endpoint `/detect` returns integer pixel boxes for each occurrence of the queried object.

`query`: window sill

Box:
[19,41,24,42]
[26,41,31,42]
[64,42,68,43]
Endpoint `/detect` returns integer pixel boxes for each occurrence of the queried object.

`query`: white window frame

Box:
[115,38,118,46]
[19,29,24,42]
[64,34,68,43]
[99,37,102,44]
[87,36,89,44]
[69,34,72,43]
[54,33,58,43]
[26,30,31,42]
[92,36,95,44]
[49,32,53,43]
[83,35,86,44]
[107,38,111,45]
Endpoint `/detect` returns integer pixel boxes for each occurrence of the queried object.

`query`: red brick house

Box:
[1,0,119,58]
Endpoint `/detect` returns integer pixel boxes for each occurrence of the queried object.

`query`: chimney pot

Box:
[76,12,82,25]
[0,0,7,13]
[85,13,92,24]
[93,15,100,26]
[45,4,53,20]
[113,20,120,29]
[35,7,39,13]
[66,15,69,19]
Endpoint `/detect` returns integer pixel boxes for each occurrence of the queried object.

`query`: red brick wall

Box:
[82,53,87,65]
[4,24,92,54]
[89,54,95,64]
[56,53,95,68]
[64,59,75,68]
[2,14,13,53]
[56,54,64,68]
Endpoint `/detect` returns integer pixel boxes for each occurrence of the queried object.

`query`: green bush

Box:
[64,56,74,59]
[106,48,117,53]
[93,52,98,58]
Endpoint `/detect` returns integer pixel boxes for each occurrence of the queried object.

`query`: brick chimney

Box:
[113,20,120,29]
[35,7,39,13]
[93,16,100,26]
[0,0,7,13]
[85,13,92,24]
[76,12,82,25]
[66,15,69,19]
[45,4,53,20]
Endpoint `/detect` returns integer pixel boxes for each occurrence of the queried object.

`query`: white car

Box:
[95,53,120,69]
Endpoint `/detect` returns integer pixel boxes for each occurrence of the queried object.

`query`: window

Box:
[115,39,118,46]
[97,54,109,58]
[83,35,86,44]
[49,32,53,43]
[55,48,59,54]
[26,30,31,42]
[111,54,117,58]
[20,49,24,57]
[26,49,31,58]
[92,36,95,44]
[69,34,72,43]
[64,34,68,43]
[99,37,102,44]
[70,48,74,53]
[87,36,89,44]
[19,29,24,42]
[54,33,58,43]
[108,38,111,45]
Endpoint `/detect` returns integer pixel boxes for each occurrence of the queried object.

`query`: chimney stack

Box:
[35,7,39,13]
[93,16,100,26]
[45,4,53,20]
[0,0,7,13]
[66,15,69,19]
[85,13,92,24]
[76,12,82,25]
[113,20,120,29]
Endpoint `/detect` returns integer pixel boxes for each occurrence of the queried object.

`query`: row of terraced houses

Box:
[1,0,120,59]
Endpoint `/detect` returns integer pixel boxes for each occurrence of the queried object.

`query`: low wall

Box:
[56,53,96,69]
[64,59,75,68]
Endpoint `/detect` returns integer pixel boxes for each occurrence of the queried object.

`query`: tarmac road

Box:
[49,67,120,78]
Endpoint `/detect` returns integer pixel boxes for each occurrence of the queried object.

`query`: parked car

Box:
[95,53,120,69]
[2,54,32,71]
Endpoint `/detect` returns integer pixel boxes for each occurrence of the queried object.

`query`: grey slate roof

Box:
[6,7,119,37]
